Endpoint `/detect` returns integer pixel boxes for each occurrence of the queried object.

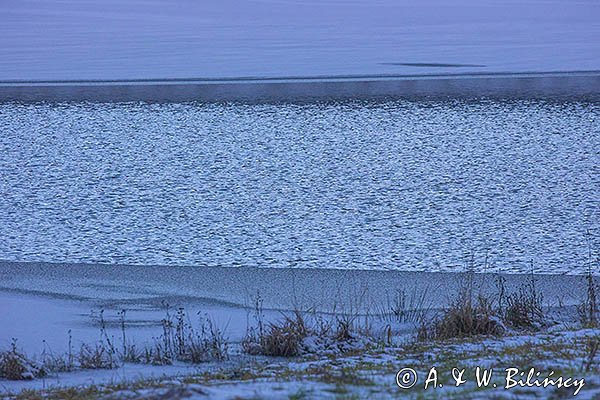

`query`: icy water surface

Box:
[0,99,598,273]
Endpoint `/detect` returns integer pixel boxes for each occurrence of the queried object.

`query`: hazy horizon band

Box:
[1,71,599,103]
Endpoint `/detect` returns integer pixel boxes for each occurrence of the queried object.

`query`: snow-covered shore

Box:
[1,261,597,398]
[2,317,599,399]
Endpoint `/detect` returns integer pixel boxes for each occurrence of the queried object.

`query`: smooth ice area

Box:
[1,0,599,81]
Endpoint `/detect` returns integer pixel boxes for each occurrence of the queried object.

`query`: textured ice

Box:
[0,99,598,273]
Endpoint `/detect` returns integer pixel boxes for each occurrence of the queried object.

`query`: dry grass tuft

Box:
[243,311,308,357]
[78,343,119,370]
[142,306,229,365]
[502,280,545,330]
[583,336,600,372]
[0,340,46,380]
[241,293,373,357]
[418,290,505,341]
[578,271,599,328]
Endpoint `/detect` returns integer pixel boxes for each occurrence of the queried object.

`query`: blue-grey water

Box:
[0,99,598,273]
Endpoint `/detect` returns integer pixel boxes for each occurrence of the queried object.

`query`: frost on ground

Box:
[2,269,599,399]
[2,326,600,400]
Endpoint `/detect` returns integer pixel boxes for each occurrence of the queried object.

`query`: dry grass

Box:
[78,310,119,369]
[379,287,431,325]
[0,340,46,380]
[78,343,119,370]
[142,341,172,366]
[578,271,599,328]
[141,305,229,364]
[1,305,230,379]
[583,336,599,372]
[180,315,229,363]
[334,318,354,342]
[578,232,599,328]
[243,311,308,357]
[418,290,505,341]
[417,265,506,341]
[502,278,545,330]
[419,266,552,341]
[241,292,375,357]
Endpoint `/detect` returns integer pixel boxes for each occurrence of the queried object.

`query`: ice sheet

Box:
[1,0,599,81]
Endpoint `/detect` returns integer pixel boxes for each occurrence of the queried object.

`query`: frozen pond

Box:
[0,99,598,273]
